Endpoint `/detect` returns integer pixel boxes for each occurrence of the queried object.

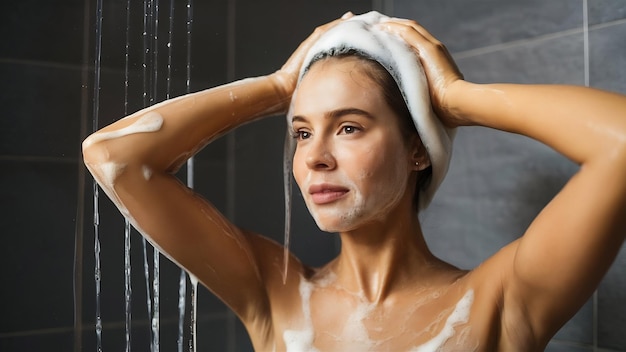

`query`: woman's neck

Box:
[332,206,439,304]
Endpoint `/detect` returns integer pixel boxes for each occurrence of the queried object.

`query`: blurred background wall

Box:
[1,0,624,351]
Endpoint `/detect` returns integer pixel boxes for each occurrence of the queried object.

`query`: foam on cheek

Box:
[338,176,364,224]
[83,111,164,148]
[301,170,366,232]
[295,11,455,211]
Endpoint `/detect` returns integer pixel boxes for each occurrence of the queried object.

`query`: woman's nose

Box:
[305,139,336,170]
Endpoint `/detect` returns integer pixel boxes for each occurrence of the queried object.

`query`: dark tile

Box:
[0,331,74,352]
[393,0,584,53]
[455,31,585,85]
[235,317,254,352]
[589,22,626,94]
[78,311,230,351]
[0,63,83,158]
[192,159,229,212]
[233,118,287,237]
[78,180,230,330]
[421,127,578,269]
[553,298,593,345]
[188,0,229,90]
[235,0,373,79]
[598,245,626,350]
[588,0,626,26]
[545,340,593,352]
[0,161,78,332]
[196,316,230,352]
[1,0,85,65]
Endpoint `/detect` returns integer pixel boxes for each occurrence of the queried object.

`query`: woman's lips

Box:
[308,184,349,205]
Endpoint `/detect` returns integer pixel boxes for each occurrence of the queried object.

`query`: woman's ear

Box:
[410,136,431,171]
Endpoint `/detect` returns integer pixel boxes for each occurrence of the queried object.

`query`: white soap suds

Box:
[142,165,153,181]
[85,161,130,217]
[83,111,164,148]
[341,300,376,345]
[288,11,457,211]
[99,162,126,188]
[283,277,319,352]
[411,290,474,352]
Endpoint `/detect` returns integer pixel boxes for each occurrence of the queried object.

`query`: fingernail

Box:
[341,11,353,19]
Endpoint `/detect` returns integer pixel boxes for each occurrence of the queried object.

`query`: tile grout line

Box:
[452,18,626,60]
[582,3,599,352]
[2,19,625,72]
[0,312,231,339]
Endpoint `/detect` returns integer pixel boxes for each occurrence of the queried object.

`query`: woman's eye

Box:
[294,130,311,140]
[341,125,359,134]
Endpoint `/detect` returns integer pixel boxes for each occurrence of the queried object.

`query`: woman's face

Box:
[291,57,415,233]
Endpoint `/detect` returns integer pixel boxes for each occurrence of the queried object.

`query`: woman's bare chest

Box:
[274,278,482,351]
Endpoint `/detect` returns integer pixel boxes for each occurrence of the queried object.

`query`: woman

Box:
[83,12,626,351]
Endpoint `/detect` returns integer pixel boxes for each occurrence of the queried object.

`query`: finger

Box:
[379,19,440,45]
[376,21,431,56]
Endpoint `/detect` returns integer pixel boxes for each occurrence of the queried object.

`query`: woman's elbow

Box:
[82,133,129,192]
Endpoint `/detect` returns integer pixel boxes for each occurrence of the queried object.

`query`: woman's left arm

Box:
[448,82,626,329]
[381,19,626,340]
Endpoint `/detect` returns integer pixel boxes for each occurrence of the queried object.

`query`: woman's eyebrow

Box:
[292,108,374,124]
[291,115,308,124]
[326,108,375,120]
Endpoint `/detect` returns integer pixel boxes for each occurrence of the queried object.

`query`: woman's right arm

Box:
[82,76,288,317]
[81,16,347,323]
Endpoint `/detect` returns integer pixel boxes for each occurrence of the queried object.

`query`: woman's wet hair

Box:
[305,50,433,209]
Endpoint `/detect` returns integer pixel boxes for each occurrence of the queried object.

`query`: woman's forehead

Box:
[294,62,386,116]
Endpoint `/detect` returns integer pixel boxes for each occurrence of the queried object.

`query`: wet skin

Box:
[82,14,626,351]
[284,57,485,350]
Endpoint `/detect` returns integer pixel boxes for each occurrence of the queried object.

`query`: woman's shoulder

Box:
[460,239,547,350]
[244,230,314,284]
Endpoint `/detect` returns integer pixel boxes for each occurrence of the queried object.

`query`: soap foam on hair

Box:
[281,10,456,282]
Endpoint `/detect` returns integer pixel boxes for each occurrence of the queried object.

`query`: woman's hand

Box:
[271,12,354,102]
[377,19,466,127]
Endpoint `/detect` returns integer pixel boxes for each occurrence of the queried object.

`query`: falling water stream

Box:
[90,0,195,350]
[185,3,198,352]
[140,2,155,351]
[92,0,104,350]
[124,220,132,351]
[150,1,162,351]
[123,0,133,351]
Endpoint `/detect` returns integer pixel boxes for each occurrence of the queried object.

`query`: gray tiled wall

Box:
[1,0,624,351]
[396,1,626,351]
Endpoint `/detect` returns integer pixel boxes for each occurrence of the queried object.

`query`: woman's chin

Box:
[312,213,364,233]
